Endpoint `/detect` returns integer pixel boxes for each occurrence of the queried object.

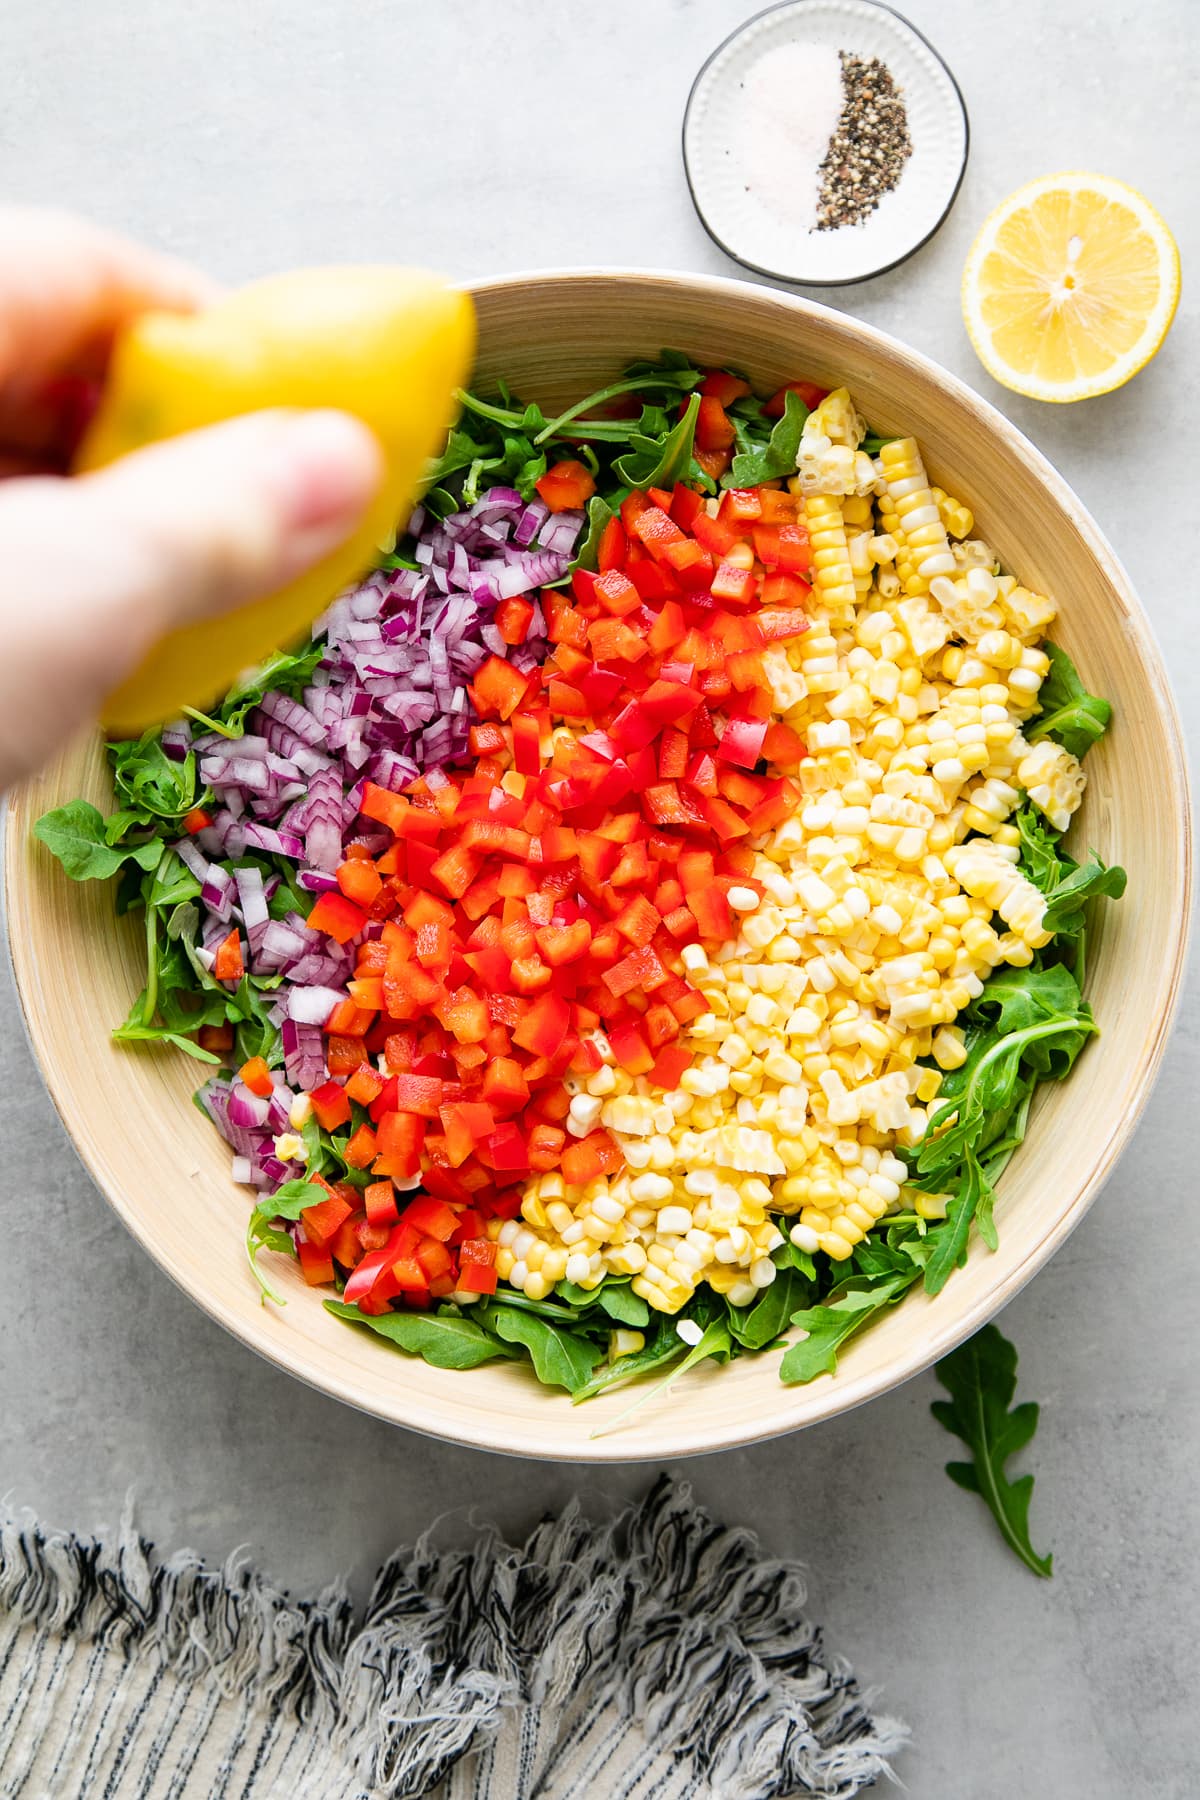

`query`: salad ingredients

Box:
[79,267,476,730]
[932,1321,1052,1578]
[961,174,1181,403]
[36,352,1124,1412]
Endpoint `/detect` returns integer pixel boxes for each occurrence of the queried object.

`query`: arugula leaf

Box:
[110,1020,220,1062]
[1041,856,1127,938]
[325,1299,522,1369]
[572,494,617,572]
[780,1269,918,1383]
[199,641,326,738]
[727,1264,806,1350]
[613,392,700,489]
[556,1276,651,1328]
[570,1321,688,1403]
[534,364,700,444]
[34,801,163,880]
[931,1323,1052,1577]
[476,1300,601,1392]
[588,1317,734,1438]
[257,1178,327,1221]
[1026,642,1112,759]
[727,389,809,487]
[1015,803,1126,943]
[922,1153,995,1295]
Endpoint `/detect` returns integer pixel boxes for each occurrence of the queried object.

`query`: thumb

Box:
[0,409,381,785]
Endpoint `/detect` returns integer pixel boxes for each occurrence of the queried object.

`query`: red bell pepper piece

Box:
[213,928,244,982]
[695,395,736,451]
[307,892,367,945]
[716,716,768,768]
[699,369,752,406]
[764,379,827,417]
[297,1239,335,1286]
[472,654,533,720]
[364,1179,400,1229]
[597,515,627,571]
[182,807,213,836]
[495,595,536,645]
[536,458,596,512]
[238,1056,273,1099]
[512,990,570,1056]
[650,1044,693,1090]
[300,1190,354,1250]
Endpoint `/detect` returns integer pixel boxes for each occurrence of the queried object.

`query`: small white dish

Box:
[683,0,969,286]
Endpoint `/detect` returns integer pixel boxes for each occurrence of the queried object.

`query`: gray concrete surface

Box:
[0,2,1195,1794]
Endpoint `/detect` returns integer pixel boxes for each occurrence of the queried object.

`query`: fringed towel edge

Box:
[0,1476,907,1799]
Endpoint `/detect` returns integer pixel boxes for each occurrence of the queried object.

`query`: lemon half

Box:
[962,173,1180,403]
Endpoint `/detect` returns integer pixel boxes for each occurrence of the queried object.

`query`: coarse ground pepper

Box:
[815,52,913,231]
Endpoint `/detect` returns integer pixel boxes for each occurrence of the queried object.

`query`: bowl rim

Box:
[4,265,1193,1461]
[680,0,971,287]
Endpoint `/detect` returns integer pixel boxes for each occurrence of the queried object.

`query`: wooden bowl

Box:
[5,272,1191,1459]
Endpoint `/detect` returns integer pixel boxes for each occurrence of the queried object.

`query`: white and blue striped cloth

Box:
[0,1479,905,1798]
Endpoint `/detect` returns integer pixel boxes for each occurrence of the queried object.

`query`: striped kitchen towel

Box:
[0,1477,906,1798]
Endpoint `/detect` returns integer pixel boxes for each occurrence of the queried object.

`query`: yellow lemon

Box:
[962,173,1180,403]
[79,267,475,731]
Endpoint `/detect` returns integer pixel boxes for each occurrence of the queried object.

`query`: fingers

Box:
[0,409,381,788]
[0,208,219,390]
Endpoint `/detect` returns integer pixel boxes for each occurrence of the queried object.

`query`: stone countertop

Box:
[0,2,1194,1793]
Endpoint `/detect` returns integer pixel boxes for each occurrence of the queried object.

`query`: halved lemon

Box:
[962,173,1180,402]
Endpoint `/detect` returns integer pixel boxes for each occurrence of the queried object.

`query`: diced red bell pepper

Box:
[669,483,707,534]
[495,595,536,645]
[455,1254,498,1295]
[688,884,733,939]
[182,807,213,836]
[307,892,367,945]
[480,1056,530,1113]
[238,1056,273,1098]
[527,1122,566,1170]
[561,1130,623,1185]
[650,1044,693,1090]
[398,1194,459,1241]
[300,1190,354,1250]
[472,655,532,721]
[695,395,736,451]
[391,1072,444,1117]
[597,515,627,572]
[593,570,641,617]
[716,716,768,769]
[536,458,596,512]
[512,991,570,1057]
[345,1064,385,1107]
[364,1179,400,1228]
[342,1122,379,1169]
[374,1110,425,1178]
[721,487,763,523]
[764,379,827,416]
[699,369,752,406]
[297,1239,335,1286]
[213,928,244,982]
[710,561,757,607]
[337,859,383,908]
[198,1023,234,1054]
[609,1019,654,1075]
[602,944,667,997]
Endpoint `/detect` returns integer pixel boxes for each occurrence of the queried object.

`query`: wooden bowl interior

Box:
[5,273,1191,1459]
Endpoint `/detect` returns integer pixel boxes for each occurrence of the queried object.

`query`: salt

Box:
[736,41,845,237]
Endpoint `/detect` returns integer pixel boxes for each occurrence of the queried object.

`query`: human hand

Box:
[0,209,382,789]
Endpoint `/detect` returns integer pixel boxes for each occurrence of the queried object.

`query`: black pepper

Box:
[815,52,913,231]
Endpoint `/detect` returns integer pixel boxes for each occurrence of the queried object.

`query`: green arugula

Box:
[1015,804,1126,944]
[325,1299,523,1369]
[571,495,617,572]
[33,800,163,880]
[588,1315,733,1438]
[476,1299,602,1393]
[780,1268,918,1383]
[1026,643,1112,760]
[727,389,809,487]
[931,1323,1052,1577]
[613,392,701,489]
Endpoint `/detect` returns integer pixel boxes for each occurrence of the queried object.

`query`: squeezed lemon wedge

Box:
[962,173,1180,403]
[79,267,475,732]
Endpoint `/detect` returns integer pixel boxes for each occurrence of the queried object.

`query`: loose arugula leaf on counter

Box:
[931,1323,1052,1578]
[34,800,163,880]
[1026,642,1112,759]
[325,1300,523,1370]
[727,389,809,487]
